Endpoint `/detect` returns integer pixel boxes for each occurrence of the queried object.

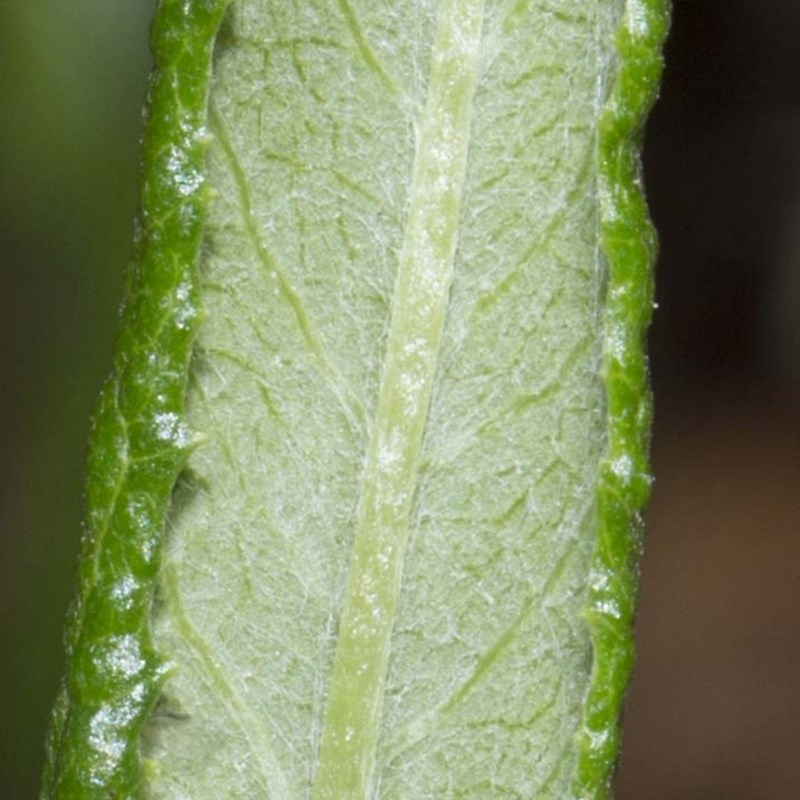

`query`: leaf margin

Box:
[573,1,670,797]
[40,1,231,796]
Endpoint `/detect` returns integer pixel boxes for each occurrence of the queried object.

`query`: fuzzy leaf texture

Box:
[41,1,667,798]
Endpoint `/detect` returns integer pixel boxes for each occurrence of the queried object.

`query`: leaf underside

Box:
[41,0,667,798]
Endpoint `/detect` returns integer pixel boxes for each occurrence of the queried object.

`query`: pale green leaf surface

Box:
[144,1,631,797]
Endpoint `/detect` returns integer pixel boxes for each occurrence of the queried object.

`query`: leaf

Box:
[41,0,667,798]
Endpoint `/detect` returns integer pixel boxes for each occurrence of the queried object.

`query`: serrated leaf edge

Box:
[40,2,231,797]
[573,1,669,797]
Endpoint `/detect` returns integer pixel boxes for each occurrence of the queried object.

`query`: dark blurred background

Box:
[1,1,798,797]
[1,1,156,794]
[617,2,800,797]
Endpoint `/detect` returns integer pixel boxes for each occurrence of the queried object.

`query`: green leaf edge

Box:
[573,1,669,798]
[40,1,669,797]
[40,1,231,797]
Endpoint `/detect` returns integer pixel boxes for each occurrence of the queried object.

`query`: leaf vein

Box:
[209,102,366,434]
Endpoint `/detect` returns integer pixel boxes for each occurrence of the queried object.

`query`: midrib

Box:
[311,2,485,798]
